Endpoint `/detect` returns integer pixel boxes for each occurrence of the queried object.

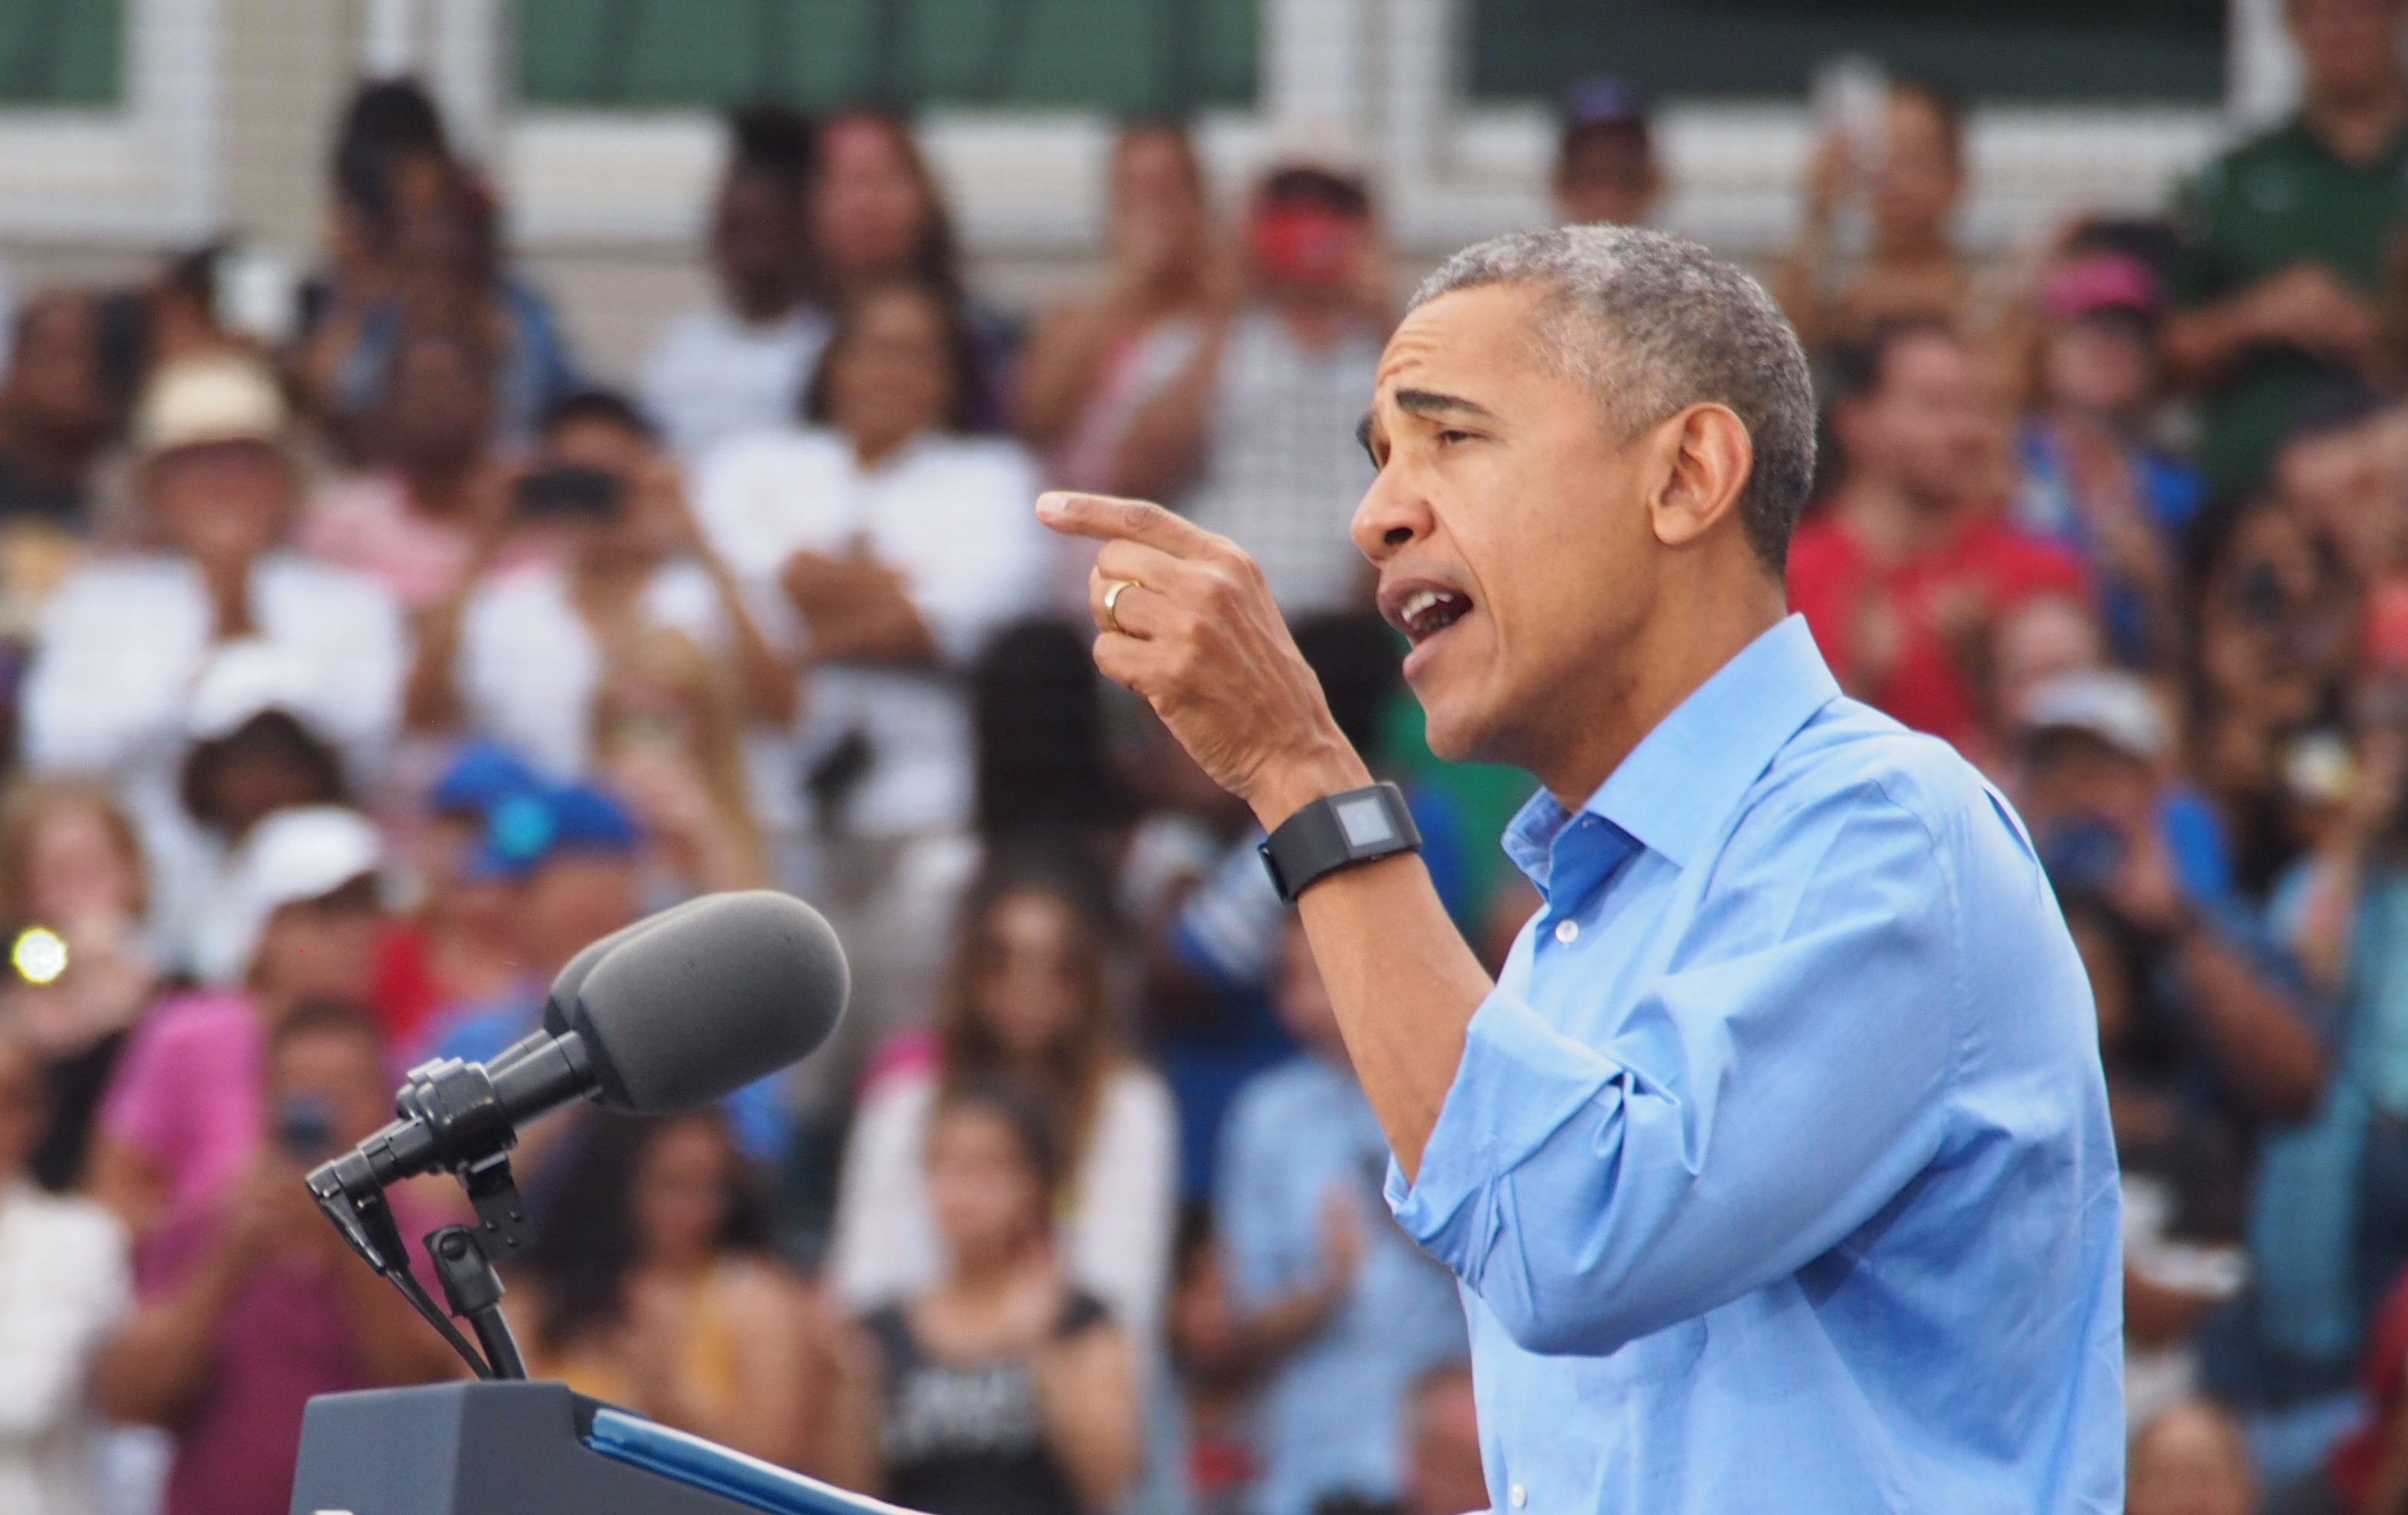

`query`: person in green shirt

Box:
[2165,0,2408,493]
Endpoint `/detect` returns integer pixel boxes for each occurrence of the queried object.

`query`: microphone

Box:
[308,891,848,1255]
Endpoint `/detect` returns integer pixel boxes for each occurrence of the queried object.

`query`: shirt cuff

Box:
[1385,988,1624,1260]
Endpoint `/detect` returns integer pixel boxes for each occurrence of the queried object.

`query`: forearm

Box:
[2122,1265,2212,1350]
[1110,337,1220,501]
[2168,929,2327,1118]
[815,1327,884,1493]
[92,1257,242,1425]
[86,1137,163,1238]
[1036,1339,1139,1513]
[2160,301,2260,387]
[1232,1280,1344,1367]
[2294,845,2367,998]
[403,596,472,732]
[800,601,936,665]
[1015,307,1119,447]
[336,1261,459,1386]
[1249,761,1492,1180]
[1771,216,1834,344]
[692,824,769,892]
[705,558,800,725]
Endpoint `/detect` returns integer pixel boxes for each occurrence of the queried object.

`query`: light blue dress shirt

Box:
[1384,615,2124,1513]
[1218,1054,1467,1515]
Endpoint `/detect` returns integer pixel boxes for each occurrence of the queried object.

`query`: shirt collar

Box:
[1502,615,1841,897]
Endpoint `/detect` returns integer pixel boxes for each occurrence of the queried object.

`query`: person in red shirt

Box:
[2298,1264,2408,1513]
[1787,319,2087,760]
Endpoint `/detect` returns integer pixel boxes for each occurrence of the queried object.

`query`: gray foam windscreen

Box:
[568,891,850,1112]
[541,896,713,1037]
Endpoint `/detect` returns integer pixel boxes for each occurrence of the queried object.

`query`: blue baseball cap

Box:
[1561,75,1650,133]
[429,741,548,818]
[469,781,640,881]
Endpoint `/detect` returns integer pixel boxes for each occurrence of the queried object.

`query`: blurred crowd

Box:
[11,1,2408,1513]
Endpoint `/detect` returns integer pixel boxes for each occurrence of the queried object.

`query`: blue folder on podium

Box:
[288,1380,914,1515]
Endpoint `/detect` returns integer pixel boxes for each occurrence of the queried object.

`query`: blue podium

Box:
[288,1380,910,1515]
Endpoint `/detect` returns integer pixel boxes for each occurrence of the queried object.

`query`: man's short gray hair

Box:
[1410,225,1817,574]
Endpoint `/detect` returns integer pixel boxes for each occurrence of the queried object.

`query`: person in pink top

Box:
[92,999,459,1515]
[89,806,386,1235]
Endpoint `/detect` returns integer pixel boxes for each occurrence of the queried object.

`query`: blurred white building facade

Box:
[0,0,2309,372]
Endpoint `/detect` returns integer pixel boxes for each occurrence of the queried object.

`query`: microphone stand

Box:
[308,1053,559,1381]
[429,1224,528,1379]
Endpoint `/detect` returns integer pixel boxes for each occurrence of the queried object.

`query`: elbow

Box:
[1466,1235,1702,1359]
[87,1352,166,1428]
[2256,1044,2332,1122]
[1479,1275,1643,1359]
[1492,1303,1595,1357]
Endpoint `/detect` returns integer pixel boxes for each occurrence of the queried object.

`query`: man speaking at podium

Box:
[1038,226,2123,1511]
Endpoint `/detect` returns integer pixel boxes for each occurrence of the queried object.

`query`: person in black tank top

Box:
[852,1079,1137,1515]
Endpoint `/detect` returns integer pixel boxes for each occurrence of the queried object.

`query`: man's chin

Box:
[1414,688,1495,766]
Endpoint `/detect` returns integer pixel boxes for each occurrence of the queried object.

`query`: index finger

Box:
[1036,491,1220,558]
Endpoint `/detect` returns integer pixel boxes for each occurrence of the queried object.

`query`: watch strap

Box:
[1258,782,1423,905]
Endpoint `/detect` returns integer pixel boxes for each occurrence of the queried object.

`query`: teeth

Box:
[1402,589,1446,623]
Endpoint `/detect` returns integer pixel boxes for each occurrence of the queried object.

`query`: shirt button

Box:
[1554,919,1580,945]
[1510,1484,1528,1507]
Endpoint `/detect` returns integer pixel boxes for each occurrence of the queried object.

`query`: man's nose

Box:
[1352,468,1433,564]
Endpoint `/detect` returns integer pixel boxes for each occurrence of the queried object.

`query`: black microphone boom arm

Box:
[301,891,850,1383]
[304,1026,603,1379]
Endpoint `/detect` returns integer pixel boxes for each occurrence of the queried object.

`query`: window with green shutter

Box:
[515,0,1255,114]
[1471,0,2225,105]
[0,0,121,107]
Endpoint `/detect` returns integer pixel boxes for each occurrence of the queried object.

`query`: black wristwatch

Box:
[1258,782,1423,905]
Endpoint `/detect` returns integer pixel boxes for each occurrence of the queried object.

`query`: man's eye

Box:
[1436,429,1474,447]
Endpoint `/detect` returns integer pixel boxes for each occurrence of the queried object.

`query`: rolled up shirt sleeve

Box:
[1387,787,1964,1357]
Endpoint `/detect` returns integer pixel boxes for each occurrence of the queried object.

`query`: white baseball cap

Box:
[2018,669,2170,764]
[192,804,383,984]
[183,638,324,744]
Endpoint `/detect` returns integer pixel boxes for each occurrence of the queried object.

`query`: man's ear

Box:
[1647,403,1754,551]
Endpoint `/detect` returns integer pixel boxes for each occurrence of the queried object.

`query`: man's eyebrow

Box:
[1392,388,1498,422]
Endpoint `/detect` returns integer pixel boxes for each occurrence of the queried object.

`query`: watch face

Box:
[1333,791,1400,850]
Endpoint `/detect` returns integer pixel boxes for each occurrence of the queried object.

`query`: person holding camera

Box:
[85,807,389,1237]
[404,387,795,784]
[91,1001,457,1515]
[1108,164,1391,620]
[2014,669,2327,1416]
[2255,651,2408,1419]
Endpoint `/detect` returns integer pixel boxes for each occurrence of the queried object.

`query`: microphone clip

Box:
[394,1057,535,1256]
[305,1046,563,1381]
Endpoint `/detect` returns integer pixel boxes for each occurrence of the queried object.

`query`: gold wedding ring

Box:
[1104,578,1142,635]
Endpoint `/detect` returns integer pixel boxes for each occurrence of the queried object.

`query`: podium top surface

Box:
[585,1406,915,1515]
[289,1380,922,1515]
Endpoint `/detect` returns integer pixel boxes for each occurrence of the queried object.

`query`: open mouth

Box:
[1396,586,1474,645]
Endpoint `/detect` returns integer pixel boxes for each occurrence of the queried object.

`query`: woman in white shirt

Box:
[407,390,796,782]
[695,279,1048,840]
[692,280,1050,1085]
[829,854,1176,1350]
[0,1021,130,1515]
